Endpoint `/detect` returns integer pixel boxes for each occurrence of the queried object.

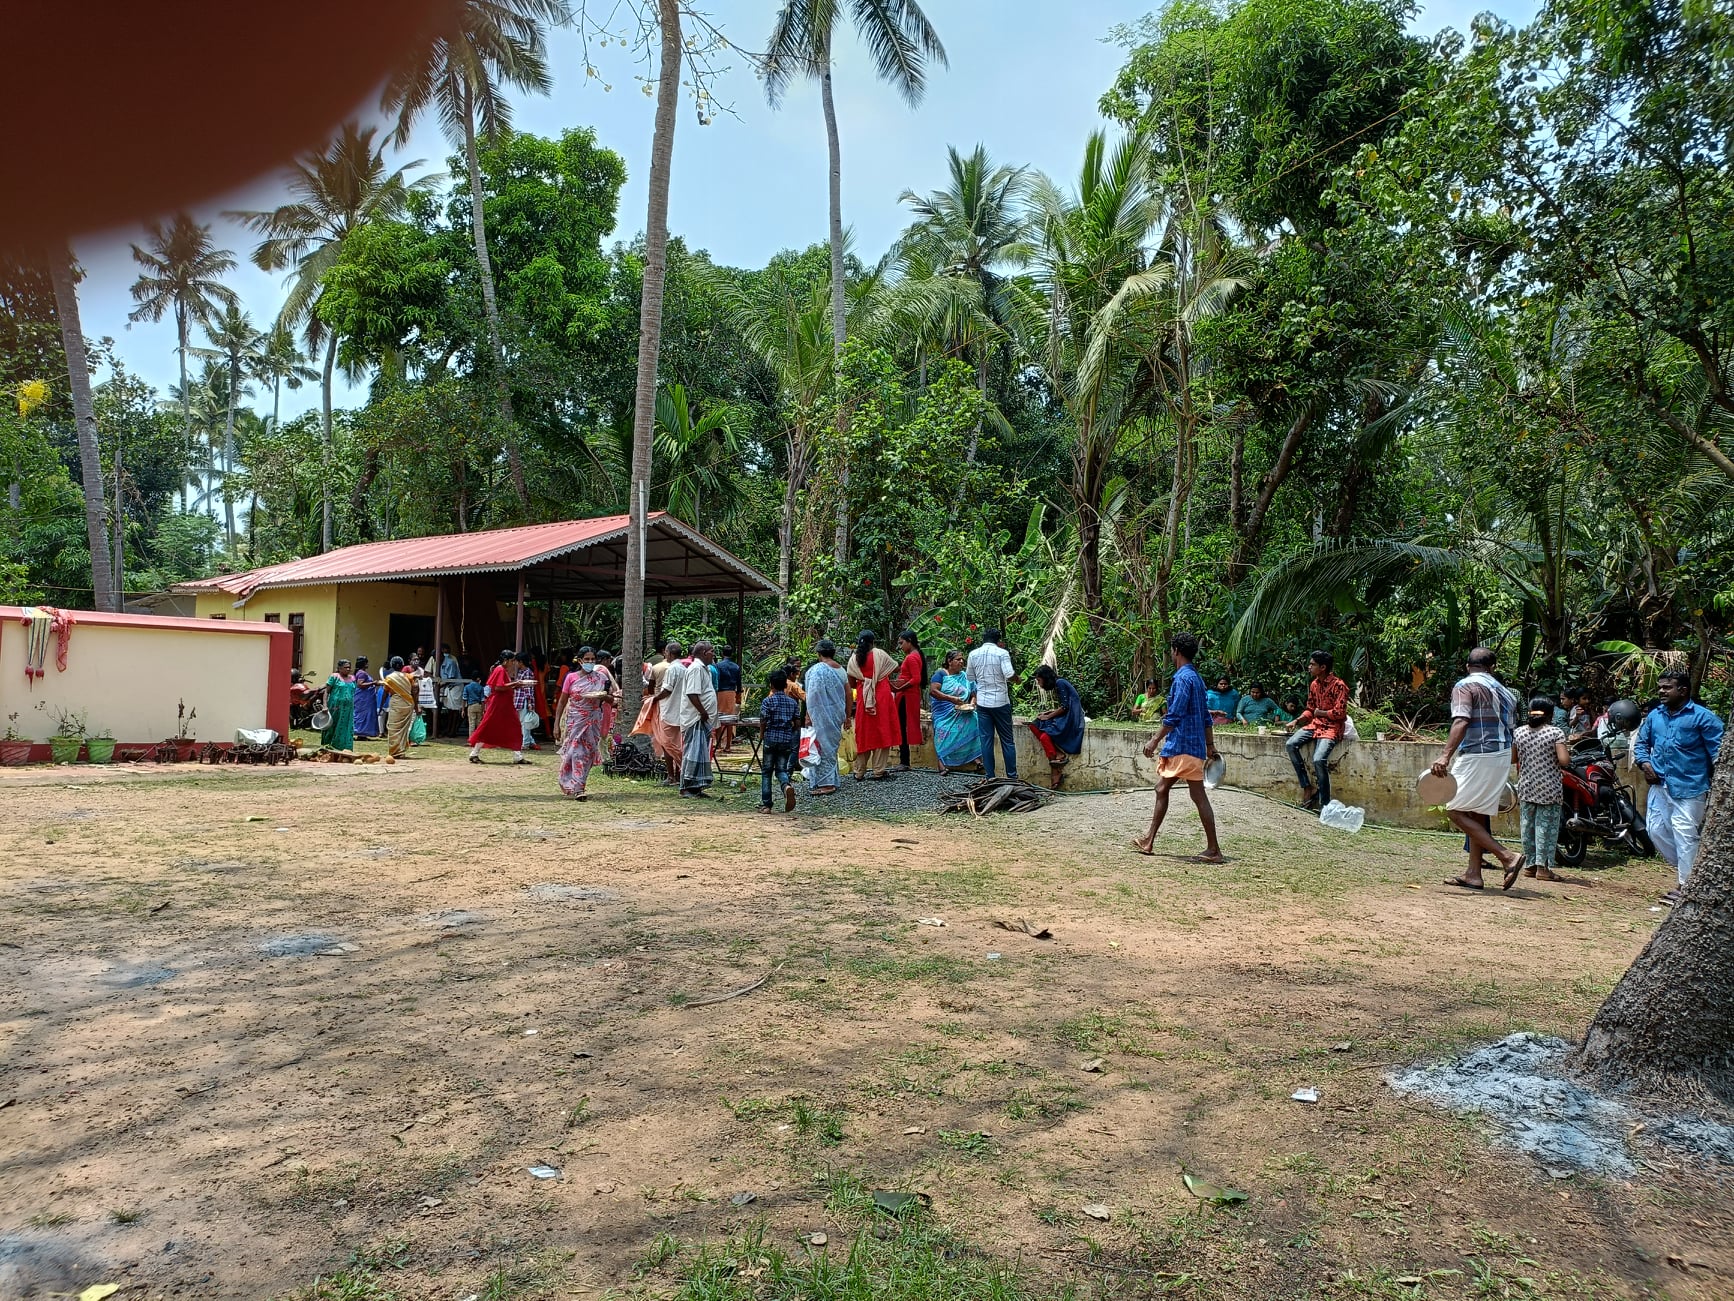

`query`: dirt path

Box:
[1,754,1726,1299]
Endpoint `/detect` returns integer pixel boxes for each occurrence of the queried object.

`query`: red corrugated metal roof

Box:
[178,514,658,598]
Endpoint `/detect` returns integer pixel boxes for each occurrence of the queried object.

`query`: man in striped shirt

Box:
[1286,650,1348,810]
[1135,631,1224,862]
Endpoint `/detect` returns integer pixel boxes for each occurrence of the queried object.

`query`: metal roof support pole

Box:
[432,581,445,740]
[654,595,665,654]
[515,573,527,651]
[735,588,745,660]
[549,597,561,656]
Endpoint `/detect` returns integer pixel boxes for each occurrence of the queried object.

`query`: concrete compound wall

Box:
[994,721,1522,832]
[0,606,290,756]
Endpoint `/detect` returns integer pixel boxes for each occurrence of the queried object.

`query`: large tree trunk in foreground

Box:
[620,0,681,726]
[47,243,118,612]
[1574,726,1734,1100]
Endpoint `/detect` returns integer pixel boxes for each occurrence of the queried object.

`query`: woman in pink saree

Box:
[556,649,612,801]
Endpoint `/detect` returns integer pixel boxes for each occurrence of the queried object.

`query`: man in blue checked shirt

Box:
[1633,669,1725,904]
[757,669,803,815]
[1135,631,1224,863]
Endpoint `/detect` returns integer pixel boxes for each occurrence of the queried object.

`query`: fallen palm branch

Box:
[938,777,1052,817]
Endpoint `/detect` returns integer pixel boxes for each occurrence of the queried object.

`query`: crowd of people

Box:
[294,624,1724,895]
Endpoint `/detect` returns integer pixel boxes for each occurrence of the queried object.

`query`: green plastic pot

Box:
[49,735,84,764]
[86,737,117,764]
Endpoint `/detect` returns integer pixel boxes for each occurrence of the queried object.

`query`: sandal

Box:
[1443,876,1485,891]
[1532,867,1564,882]
[1501,855,1526,891]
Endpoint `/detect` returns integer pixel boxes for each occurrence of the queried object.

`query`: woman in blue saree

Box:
[802,639,849,796]
[927,650,980,772]
[351,655,380,739]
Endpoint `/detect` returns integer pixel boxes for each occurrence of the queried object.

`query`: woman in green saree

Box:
[321,659,356,751]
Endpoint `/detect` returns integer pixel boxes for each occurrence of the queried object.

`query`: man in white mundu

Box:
[1434,646,1526,891]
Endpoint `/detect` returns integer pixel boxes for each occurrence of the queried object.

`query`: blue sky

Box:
[72,0,1534,418]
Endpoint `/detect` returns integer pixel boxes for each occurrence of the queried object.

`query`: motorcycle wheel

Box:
[1556,824,1589,867]
[1619,796,1657,858]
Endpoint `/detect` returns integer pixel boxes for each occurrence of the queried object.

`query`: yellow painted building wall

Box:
[194,584,339,678]
[192,582,441,679]
[334,582,438,667]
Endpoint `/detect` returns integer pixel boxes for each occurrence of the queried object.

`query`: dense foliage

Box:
[6,0,1732,720]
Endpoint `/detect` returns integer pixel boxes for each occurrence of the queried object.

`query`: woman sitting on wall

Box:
[1030,664,1086,789]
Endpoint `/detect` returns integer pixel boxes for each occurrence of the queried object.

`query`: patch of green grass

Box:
[278,1241,410,1301]
[26,1210,73,1227]
[654,1216,1059,1301]
[1003,1084,1083,1121]
[721,1094,782,1120]
[108,1206,143,1224]
[937,1129,994,1156]
[790,1097,846,1145]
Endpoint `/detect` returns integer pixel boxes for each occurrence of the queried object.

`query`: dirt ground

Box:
[1,740,1729,1300]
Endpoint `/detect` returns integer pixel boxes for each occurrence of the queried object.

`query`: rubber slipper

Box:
[1533,867,1564,882]
[1131,840,1154,857]
[1501,856,1526,890]
[1443,876,1484,890]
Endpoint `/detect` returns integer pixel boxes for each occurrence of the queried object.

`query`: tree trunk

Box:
[177,306,191,513]
[620,0,682,726]
[1572,726,1734,1101]
[47,243,117,612]
[1229,418,1245,536]
[464,90,528,514]
[223,355,239,552]
[1228,404,1314,587]
[821,44,851,572]
[966,336,988,466]
[778,439,800,636]
[320,334,336,552]
[112,437,124,606]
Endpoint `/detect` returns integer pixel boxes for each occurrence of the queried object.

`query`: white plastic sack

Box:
[1318,799,1365,833]
[236,728,279,746]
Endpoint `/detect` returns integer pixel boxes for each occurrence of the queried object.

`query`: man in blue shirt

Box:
[1135,632,1223,862]
[1633,669,1725,901]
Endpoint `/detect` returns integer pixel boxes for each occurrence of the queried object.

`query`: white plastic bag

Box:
[236,728,279,746]
[1318,799,1365,833]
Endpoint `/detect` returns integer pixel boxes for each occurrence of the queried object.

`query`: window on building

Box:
[287,612,305,670]
[262,613,281,624]
[209,613,226,620]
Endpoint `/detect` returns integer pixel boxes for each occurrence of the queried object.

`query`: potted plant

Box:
[45,705,86,764]
[162,699,198,762]
[85,725,117,765]
[0,713,30,766]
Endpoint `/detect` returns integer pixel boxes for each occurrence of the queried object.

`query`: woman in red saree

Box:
[891,629,927,771]
[846,631,900,780]
[468,650,527,764]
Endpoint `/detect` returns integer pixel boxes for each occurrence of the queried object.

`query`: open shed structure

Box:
[173,513,777,679]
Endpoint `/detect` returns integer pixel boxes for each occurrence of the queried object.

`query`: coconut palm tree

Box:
[653,384,744,534]
[1017,128,1247,648]
[381,0,567,513]
[46,244,118,611]
[127,213,238,513]
[195,304,264,551]
[898,144,1031,462]
[619,0,684,725]
[251,325,319,434]
[719,264,835,630]
[761,0,948,567]
[227,123,429,551]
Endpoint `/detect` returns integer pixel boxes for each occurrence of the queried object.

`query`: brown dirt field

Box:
[1,744,1728,1300]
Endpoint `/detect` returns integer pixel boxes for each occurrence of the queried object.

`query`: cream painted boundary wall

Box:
[962,721,1521,832]
[0,609,286,745]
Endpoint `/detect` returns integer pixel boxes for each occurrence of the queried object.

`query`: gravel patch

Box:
[258,932,341,958]
[526,884,615,903]
[796,768,985,818]
[1386,1032,1734,1177]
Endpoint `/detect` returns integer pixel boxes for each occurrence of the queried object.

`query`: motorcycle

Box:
[1556,736,1655,865]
